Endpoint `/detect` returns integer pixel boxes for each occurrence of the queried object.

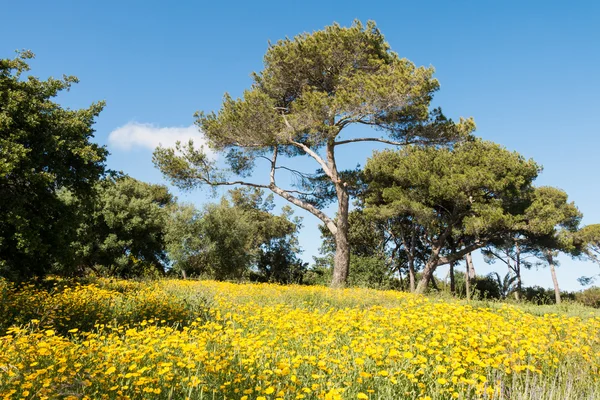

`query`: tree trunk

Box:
[514,243,521,301]
[465,266,470,301]
[397,266,404,290]
[416,258,437,294]
[181,269,187,279]
[408,256,416,292]
[465,253,475,301]
[330,185,350,288]
[415,235,449,294]
[449,262,455,294]
[401,230,417,292]
[547,251,561,304]
[466,253,475,278]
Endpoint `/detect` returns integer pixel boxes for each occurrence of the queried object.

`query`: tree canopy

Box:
[153,20,475,287]
[364,140,540,293]
[68,176,174,277]
[0,51,107,280]
[166,188,303,282]
[577,224,600,265]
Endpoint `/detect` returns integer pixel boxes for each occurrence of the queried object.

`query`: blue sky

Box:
[2,0,599,291]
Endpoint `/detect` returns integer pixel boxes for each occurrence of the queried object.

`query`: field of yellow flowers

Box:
[1,278,599,400]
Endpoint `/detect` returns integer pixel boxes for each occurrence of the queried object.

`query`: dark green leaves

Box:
[0,52,107,280]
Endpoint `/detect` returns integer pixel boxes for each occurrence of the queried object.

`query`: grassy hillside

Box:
[1,278,599,399]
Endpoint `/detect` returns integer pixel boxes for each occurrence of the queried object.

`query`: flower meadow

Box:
[1,279,599,400]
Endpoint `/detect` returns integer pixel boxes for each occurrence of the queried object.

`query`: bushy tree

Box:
[0,52,107,280]
[575,224,600,285]
[576,224,600,265]
[167,188,303,281]
[153,20,474,287]
[364,140,540,293]
[71,176,174,277]
[318,209,426,291]
[521,186,581,304]
[164,203,205,278]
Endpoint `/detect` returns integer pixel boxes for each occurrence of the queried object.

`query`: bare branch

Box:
[333,137,409,146]
[269,146,277,185]
[192,164,338,234]
[436,241,486,266]
[269,184,338,235]
[290,140,333,178]
[275,165,316,179]
[484,249,511,267]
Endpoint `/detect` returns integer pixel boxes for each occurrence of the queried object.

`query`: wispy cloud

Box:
[108,122,212,154]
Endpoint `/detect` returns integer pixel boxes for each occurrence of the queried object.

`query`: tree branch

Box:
[485,249,511,267]
[290,140,333,178]
[276,109,334,178]
[269,184,337,235]
[333,136,442,147]
[334,137,407,146]
[270,146,277,185]
[436,241,487,266]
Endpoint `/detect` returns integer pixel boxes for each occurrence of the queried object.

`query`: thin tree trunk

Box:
[465,265,470,301]
[465,253,475,301]
[466,253,475,278]
[514,243,521,300]
[181,269,187,279]
[546,251,561,304]
[397,266,404,290]
[401,228,417,292]
[408,257,416,292]
[449,262,455,294]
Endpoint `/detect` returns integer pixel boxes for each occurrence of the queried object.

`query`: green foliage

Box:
[254,237,307,284]
[164,203,205,277]
[575,287,600,308]
[520,286,576,305]
[153,20,476,287]
[199,198,257,280]
[347,255,398,289]
[489,271,518,299]
[364,139,540,292]
[318,209,392,259]
[70,176,174,277]
[523,186,582,253]
[154,20,474,189]
[437,270,503,300]
[0,52,107,280]
[166,188,303,282]
[365,140,539,239]
[575,224,600,263]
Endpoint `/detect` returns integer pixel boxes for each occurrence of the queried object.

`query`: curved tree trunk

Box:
[408,258,416,293]
[416,258,437,294]
[547,251,561,304]
[465,253,475,301]
[514,243,522,300]
[415,232,450,294]
[449,262,456,294]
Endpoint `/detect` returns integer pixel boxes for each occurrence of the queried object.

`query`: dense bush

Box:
[575,287,600,308]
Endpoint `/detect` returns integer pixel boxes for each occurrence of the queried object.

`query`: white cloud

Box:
[108,122,212,154]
